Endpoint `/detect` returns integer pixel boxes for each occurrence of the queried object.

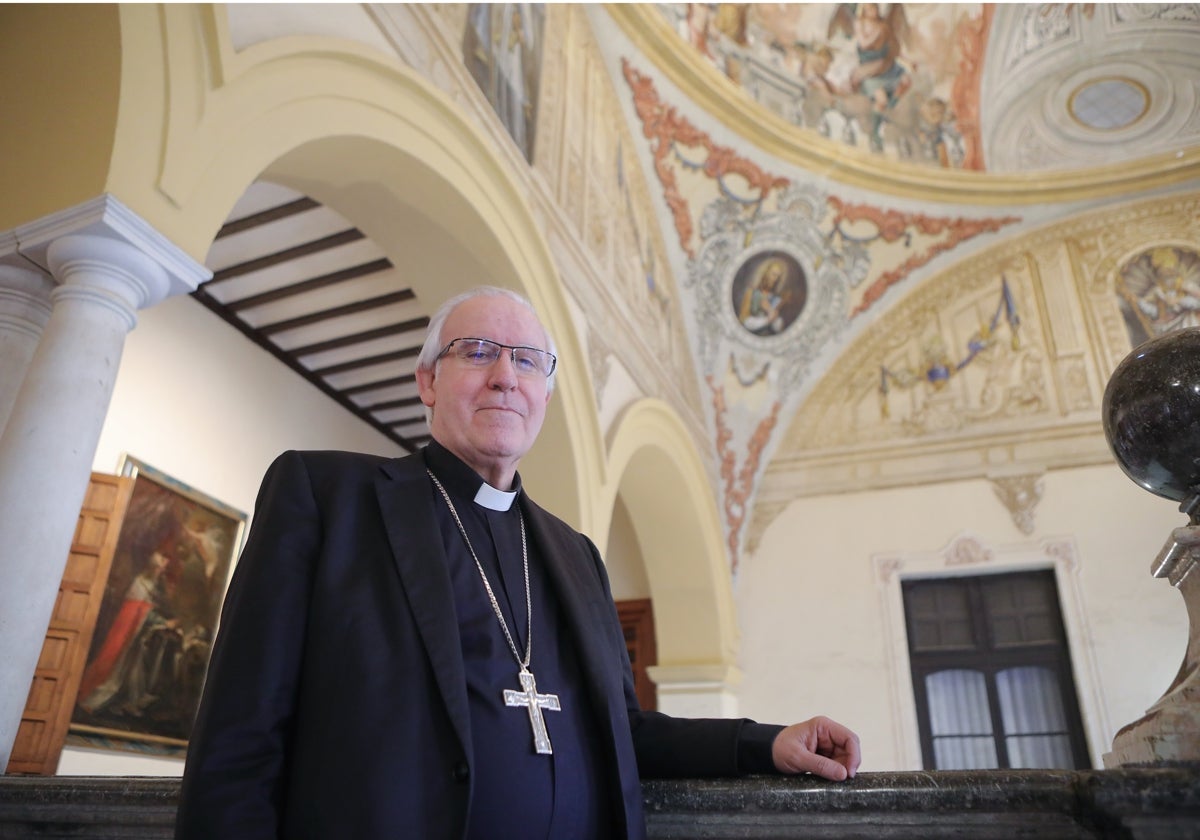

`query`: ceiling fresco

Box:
[210,3,1200,573]
[589,3,1200,568]
[660,3,985,169]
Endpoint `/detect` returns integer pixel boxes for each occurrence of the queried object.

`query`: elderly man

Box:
[176,286,860,839]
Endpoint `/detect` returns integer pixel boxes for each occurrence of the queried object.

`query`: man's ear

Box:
[416,366,436,408]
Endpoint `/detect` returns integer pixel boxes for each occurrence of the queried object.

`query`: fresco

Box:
[620,56,1021,568]
[463,4,546,162]
[1117,245,1200,347]
[659,3,987,169]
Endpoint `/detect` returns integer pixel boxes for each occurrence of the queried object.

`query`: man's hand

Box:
[771,716,861,781]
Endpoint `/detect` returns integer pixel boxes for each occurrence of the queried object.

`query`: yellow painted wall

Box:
[0,4,120,230]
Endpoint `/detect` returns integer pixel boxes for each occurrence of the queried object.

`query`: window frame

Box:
[873,534,1109,770]
[903,570,1092,769]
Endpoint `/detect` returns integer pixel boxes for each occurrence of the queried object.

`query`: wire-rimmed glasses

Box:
[437,337,557,378]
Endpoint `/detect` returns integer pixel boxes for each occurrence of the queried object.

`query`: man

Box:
[176,286,860,839]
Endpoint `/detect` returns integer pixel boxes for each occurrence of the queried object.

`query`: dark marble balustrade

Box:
[1,767,1199,838]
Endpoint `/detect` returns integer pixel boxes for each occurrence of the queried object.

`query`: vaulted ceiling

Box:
[197,3,1200,464]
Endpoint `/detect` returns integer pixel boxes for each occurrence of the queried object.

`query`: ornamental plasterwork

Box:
[688,184,850,395]
[1112,4,1200,24]
[586,327,613,408]
[788,263,1048,451]
[944,534,996,567]
[1002,4,1079,73]
[750,192,1199,542]
[990,473,1045,535]
[983,4,1200,173]
[618,56,1021,567]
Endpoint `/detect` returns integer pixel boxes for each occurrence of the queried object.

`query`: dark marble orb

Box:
[1102,327,1200,502]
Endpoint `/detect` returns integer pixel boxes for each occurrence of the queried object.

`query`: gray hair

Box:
[417,286,558,424]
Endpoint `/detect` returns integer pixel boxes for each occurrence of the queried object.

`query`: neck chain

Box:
[428,470,531,669]
[428,469,562,754]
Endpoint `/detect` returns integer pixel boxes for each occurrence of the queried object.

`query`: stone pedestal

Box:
[1101,326,1200,766]
[1105,520,1200,766]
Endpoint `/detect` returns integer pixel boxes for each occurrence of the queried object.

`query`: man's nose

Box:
[488,351,519,389]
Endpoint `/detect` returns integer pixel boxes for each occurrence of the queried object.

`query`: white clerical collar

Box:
[474,482,517,512]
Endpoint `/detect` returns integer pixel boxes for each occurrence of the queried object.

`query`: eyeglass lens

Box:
[447,338,555,376]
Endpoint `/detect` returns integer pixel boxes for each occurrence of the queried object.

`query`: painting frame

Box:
[730,249,808,338]
[66,455,245,756]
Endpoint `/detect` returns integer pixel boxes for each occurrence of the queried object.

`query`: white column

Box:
[0,197,206,771]
[0,259,54,435]
[647,663,743,717]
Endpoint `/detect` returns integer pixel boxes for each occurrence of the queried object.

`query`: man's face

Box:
[417,295,552,488]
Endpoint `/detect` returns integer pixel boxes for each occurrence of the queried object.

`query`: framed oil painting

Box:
[731,250,807,337]
[67,456,245,755]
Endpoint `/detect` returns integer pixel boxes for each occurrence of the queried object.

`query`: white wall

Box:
[735,464,1189,771]
[58,293,404,775]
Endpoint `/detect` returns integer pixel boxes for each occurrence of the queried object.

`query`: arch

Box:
[100,5,605,529]
[604,399,738,685]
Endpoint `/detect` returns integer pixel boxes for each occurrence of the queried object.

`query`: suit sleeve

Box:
[578,536,783,778]
[176,451,320,839]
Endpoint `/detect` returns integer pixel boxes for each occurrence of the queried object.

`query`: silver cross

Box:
[503,669,561,755]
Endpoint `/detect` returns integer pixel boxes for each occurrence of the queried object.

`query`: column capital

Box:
[46,235,178,328]
[10,194,209,308]
[0,263,55,339]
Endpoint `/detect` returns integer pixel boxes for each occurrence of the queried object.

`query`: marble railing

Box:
[1,767,1199,838]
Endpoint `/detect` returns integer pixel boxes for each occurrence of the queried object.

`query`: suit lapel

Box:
[522,501,623,728]
[523,500,644,838]
[375,453,473,760]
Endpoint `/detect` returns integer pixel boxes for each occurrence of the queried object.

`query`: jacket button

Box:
[453,762,470,782]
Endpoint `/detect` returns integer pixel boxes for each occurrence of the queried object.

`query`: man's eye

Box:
[514,355,538,373]
[466,349,492,362]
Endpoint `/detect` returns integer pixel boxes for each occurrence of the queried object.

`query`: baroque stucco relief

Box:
[750,191,1200,552]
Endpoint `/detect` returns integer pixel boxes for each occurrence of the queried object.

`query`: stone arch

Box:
[99,5,603,529]
[605,398,740,714]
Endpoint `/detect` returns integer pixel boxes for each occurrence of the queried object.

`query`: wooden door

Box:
[6,473,132,774]
[616,598,657,712]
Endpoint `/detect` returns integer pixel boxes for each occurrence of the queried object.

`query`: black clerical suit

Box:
[176,446,779,840]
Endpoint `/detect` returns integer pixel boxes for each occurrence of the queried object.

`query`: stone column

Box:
[0,252,54,435]
[0,197,206,771]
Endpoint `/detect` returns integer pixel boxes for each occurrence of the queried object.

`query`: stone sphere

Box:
[1102,327,1200,502]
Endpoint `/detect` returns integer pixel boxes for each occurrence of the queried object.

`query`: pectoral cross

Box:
[503,668,561,755]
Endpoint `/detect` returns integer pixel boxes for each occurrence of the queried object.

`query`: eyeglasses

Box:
[437,337,557,378]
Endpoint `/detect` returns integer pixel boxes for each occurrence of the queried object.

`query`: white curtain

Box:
[926,666,1073,769]
[926,669,997,769]
[996,666,1073,768]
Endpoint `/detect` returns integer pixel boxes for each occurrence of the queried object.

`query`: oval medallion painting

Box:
[731,251,807,337]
